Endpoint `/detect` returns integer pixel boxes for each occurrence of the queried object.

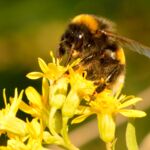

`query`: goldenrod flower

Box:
[0,51,147,150]
[69,69,95,99]
[72,90,146,142]
[19,78,50,129]
[26,51,80,82]
[0,89,27,137]
[26,58,66,81]
[0,118,51,150]
[62,69,95,118]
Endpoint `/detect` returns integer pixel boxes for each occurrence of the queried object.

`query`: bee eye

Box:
[74,34,83,50]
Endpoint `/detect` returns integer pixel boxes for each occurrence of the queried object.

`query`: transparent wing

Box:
[103,30,150,58]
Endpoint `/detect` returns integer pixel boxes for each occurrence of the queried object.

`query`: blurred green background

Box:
[0,0,150,149]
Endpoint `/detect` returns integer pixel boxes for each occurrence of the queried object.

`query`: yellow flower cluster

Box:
[0,51,146,150]
[72,90,146,143]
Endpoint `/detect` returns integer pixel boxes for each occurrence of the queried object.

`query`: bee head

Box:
[60,24,95,57]
[58,14,115,64]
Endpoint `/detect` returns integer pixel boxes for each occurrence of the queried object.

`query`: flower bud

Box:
[97,114,115,142]
[62,90,80,118]
[49,77,68,109]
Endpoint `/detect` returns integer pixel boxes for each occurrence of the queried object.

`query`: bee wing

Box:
[104,30,150,58]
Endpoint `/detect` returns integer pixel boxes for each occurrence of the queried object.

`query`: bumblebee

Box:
[58,14,150,93]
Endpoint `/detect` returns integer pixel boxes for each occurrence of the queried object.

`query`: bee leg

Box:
[107,65,125,94]
[94,78,106,93]
[96,83,106,93]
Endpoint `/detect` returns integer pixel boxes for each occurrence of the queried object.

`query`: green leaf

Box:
[126,121,139,150]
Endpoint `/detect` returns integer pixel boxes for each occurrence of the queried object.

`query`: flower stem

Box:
[106,142,113,150]
[49,107,58,136]
[61,117,79,150]
[49,107,67,147]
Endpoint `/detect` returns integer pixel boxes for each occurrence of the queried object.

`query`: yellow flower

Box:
[0,89,27,137]
[69,69,95,99]
[0,119,51,150]
[91,90,146,117]
[0,49,147,150]
[26,118,43,140]
[26,51,80,82]
[26,57,66,81]
[62,69,95,118]
[72,90,146,142]
[19,85,49,127]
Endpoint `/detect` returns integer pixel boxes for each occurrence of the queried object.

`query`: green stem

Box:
[49,107,58,136]
[49,108,79,149]
[49,107,67,147]
[61,117,79,150]
[106,142,113,150]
